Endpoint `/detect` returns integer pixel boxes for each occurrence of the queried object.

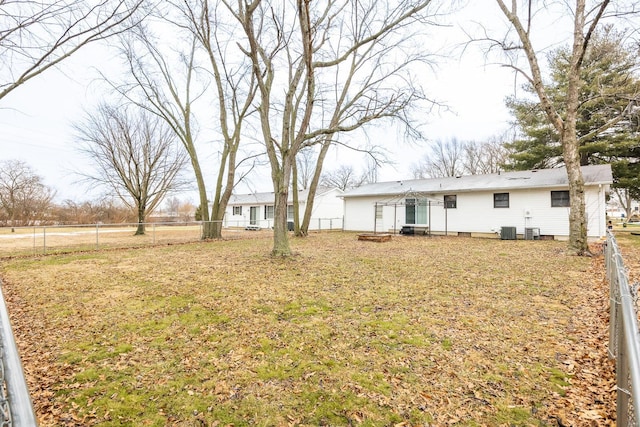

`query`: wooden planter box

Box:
[357,233,392,242]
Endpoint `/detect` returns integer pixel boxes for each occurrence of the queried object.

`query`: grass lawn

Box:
[0,233,614,426]
[0,224,206,257]
[615,231,640,283]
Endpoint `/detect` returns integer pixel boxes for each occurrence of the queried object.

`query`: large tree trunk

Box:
[210,148,231,239]
[208,151,243,239]
[563,0,589,256]
[135,204,146,236]
[188,143,215,239]
[563,133,588,255]
[272,177,291,256]
[300,139,331,236]
[292,163,301,235]
[194,165,215,239]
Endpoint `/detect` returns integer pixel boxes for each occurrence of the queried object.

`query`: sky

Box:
[0,1,525,204]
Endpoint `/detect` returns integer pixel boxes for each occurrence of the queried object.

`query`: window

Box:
[233,206,242,216]
[264,205,274,219]
[287,205,294,220]
[493,193,509,208]
[551,191,570,207]
[444,195,457,209]
[405,198,427,224]
[406,199,416,224]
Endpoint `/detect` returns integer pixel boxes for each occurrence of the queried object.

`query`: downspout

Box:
[374,202,378,234]
[445,200,448,236]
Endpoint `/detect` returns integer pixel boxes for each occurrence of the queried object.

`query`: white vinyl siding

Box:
[344,185,606,238]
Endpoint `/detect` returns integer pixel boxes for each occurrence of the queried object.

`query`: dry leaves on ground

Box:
[0,232,616,426]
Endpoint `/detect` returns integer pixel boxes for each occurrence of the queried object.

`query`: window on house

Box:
[493,193,510,208]
[264,205,274,219]
[444,195,457,209]
[287,205,294,220]
[551,191,570,207]
[233,206,242,216]
[405,198,427,224]
[406,199,415,224]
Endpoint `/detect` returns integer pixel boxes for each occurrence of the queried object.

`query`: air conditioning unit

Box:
[500,226,517,240]
[524,227,540,240]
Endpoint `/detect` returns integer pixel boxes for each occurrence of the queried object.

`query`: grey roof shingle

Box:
[341,164,613,199]
[229,186,341,205]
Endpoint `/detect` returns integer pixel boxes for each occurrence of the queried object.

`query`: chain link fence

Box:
[0,281,38,426]
[605,231,640,426]
[223,217,343,231]
[0,219,344,258]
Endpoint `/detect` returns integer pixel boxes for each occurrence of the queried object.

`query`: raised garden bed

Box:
[357,233,392,242]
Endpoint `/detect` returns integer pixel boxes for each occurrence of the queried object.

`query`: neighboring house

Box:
[606,199,639,219]
[342,164,613,240]
[224,187,344,230]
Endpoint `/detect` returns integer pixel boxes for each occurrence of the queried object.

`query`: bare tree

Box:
[165,196,181,217]
[320,166,359,191]
[291,146,316,233]
[162,196,195,222]
[295,1,437,237]
[114,29,211,234]
[227,0,438,254]
[112,1,258,239]
[462,137,512,175]
[360,154,380,186]
[413,136,513,178]
[53,197,135,224]
[295,147,316,190]
[412,138,465,178]
[0,0,144,101]
[177,200,195,223]
[74,103,189,235]
[489,0,639,255]
[612,188,633,219]
[0,159,55,226]
[177,0,258,238]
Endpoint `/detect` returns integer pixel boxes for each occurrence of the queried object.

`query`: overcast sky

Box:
[0,1,534,203]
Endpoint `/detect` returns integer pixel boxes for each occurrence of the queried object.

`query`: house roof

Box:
[341,164,613,199]
[229,186,342,205]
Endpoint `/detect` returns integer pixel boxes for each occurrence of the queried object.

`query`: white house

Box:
[341,165,613,240]
[224,187,344,230]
